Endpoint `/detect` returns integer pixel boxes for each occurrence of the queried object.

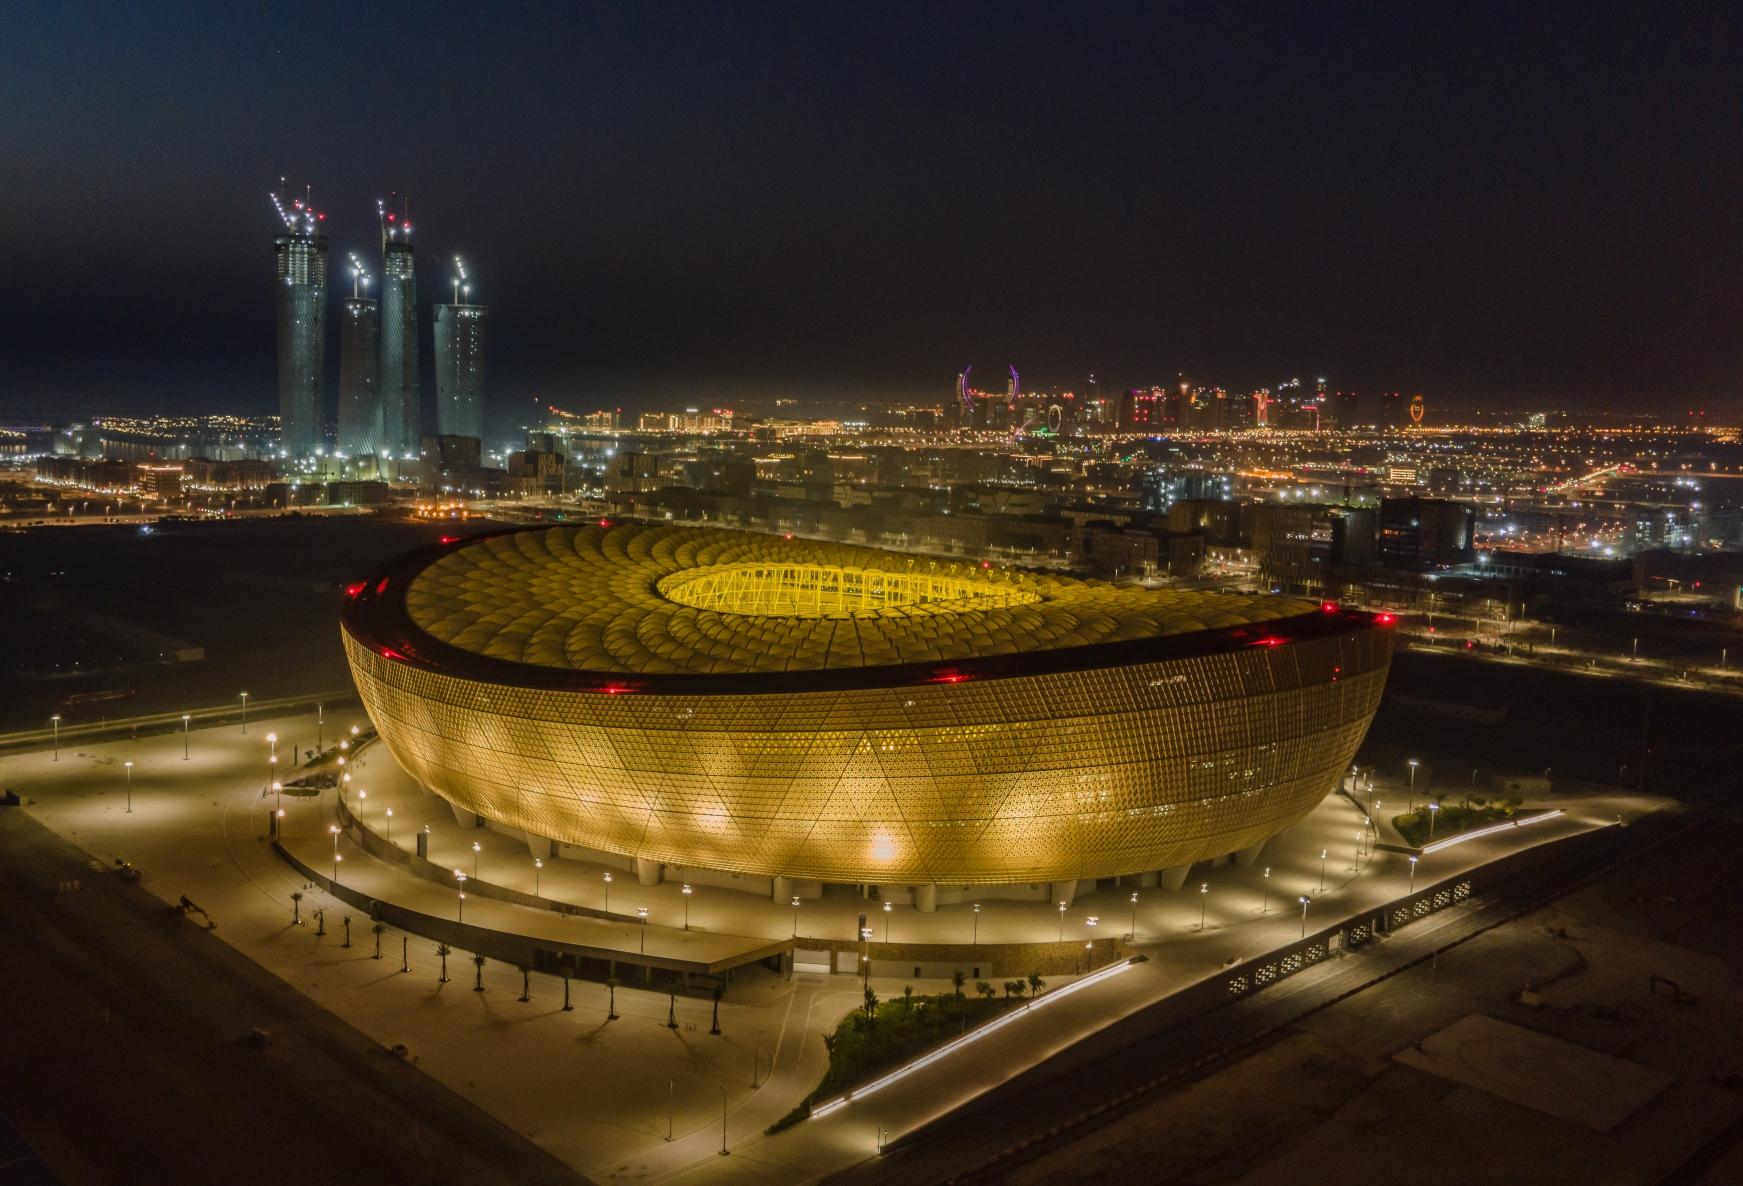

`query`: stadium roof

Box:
[396,524,1320,677]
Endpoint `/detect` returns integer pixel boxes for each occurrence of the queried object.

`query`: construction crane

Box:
[269,178,324,234]
[347,253,371,299]
[378,193,413,244]
[452,255,469,304]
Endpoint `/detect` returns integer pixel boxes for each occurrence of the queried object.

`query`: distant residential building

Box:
[1378,497,1475,568]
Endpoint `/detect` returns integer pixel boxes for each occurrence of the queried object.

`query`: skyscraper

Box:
[337,253,381,458]
[271,188,328,457]
[378,202,419,457]
[434,257,488,439]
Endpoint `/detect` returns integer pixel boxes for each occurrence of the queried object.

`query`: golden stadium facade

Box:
[342,524,1394,888]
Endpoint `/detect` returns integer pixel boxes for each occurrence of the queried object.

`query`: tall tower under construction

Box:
[434,257,488,439]
[378,199,419,457]
[337,254,381,458]
[271,186,328,457]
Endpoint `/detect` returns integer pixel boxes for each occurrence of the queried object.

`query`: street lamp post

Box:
[881,900,891,942]
[384,807,393,841]
[682,883,693,930]
[603,871,613,912]
[534,858,543,896]
[1262,866,1271,914]
[328,824,341,882]
[1319,848,1328,893]
[472,840,481,880]
[317,702,323,752]
[638,906,650,953]
[1129,891,1139,941]
[1428,802,1441,841]
[266,731,276,763]
[1198,883,1209,931]
[50,714,61,761]
[455,870,467,920]
[1407,759,1419,809]
[181,713,190,760]
[239,691,248,734]
[123,760,134,813]
[1057,901,1067,941]
[790,894,801,937]
[1298,895,1310,938]
[1085,915,1099,969]
[1408,855,1419,894]
[972,902,981,946]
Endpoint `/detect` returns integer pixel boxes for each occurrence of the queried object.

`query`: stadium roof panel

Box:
[393,524,1320,677]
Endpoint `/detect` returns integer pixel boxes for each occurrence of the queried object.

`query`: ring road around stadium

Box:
[342,524,1394,903]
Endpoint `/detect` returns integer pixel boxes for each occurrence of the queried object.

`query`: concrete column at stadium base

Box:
[634,857,663,887]
[526,834,553,860]
[1159,865,1191,891]
[1234,837,1268,867]
[771,874,791,904]
[1049,879,1078,907]
[1138,870,1161,888]
[914,883,938,913]
[449,803,478,829]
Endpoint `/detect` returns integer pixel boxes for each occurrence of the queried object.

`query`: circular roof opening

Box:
[656,562,1043,619]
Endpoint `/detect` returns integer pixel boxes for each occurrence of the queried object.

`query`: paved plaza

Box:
[1,708,1664,1185]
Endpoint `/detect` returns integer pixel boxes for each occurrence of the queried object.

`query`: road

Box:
[0,807,590,1186]
[825,806,1690,1186]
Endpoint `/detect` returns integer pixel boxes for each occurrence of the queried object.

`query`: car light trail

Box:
[1419,809,1563,856]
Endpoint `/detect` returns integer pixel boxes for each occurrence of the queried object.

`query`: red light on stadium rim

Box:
[344,582,366,598]
[377,646,406,661]
[598,519,610,528]
[439,535,459,545]
[926,670,971,684]
[1320,601,1339,613]
[1251,636,1285,647]
[1375,612,1396,626]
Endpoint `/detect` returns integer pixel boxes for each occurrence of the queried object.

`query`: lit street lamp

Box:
[1407,759,1419,809]
[472,840,481,879]
[1262,866,1271,914]
[1057,901,1067,941]
[1085,915,1099,969]
[1408,855,1419,894]
[384,807,393,841]
[1198,882,1209,931]
[181,713,190,760]
[1298,894,1310,938]
[329,824,341,882]
[1428,802,1441,841]
[534,858,544,896]
[638,906,650,952]
[123,760,134,813]
[51,713,61,761]
[1128,891,1140,941]
[972,902,981,946]
[603,870,613,912]
[455,870,467,920]
[682,883,693,930]
[881,899,891,941]
[239,691,248,734]
[1319,848,1328,892]
[266,731,277,762]
[790,894,801,937]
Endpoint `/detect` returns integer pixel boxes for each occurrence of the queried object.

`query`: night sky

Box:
[3,2,1739,424]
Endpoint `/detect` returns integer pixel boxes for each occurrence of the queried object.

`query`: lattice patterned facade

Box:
[342,526,1394,885]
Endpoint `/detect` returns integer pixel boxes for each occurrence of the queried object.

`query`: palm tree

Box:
[436,943,451,983]
[666,990,679,1029]
[976,980,995,1000]
[606,977,620,1020]
[472,953,486,992]
[371,921,386,959]
[1027,971,1045,998]
[517,964,531,1002]
[901,984,915,1010]
[951,970,966,1001]
[1003,980,1019,999]
[863,987,879,1022]
[710,984,723,1035]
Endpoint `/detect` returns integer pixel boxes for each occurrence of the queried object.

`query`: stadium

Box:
[341,524,1394,902]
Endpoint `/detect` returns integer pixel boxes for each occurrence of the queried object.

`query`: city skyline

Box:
[2,3,1739,423]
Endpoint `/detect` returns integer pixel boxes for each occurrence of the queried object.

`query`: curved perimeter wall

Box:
[343,622,1391,886]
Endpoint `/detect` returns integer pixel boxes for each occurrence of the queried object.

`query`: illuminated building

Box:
[271,189,328,457]
[379,206,419,457]
[343,525,1394,899]
[434,303,488,439]
[337,295,381,457]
